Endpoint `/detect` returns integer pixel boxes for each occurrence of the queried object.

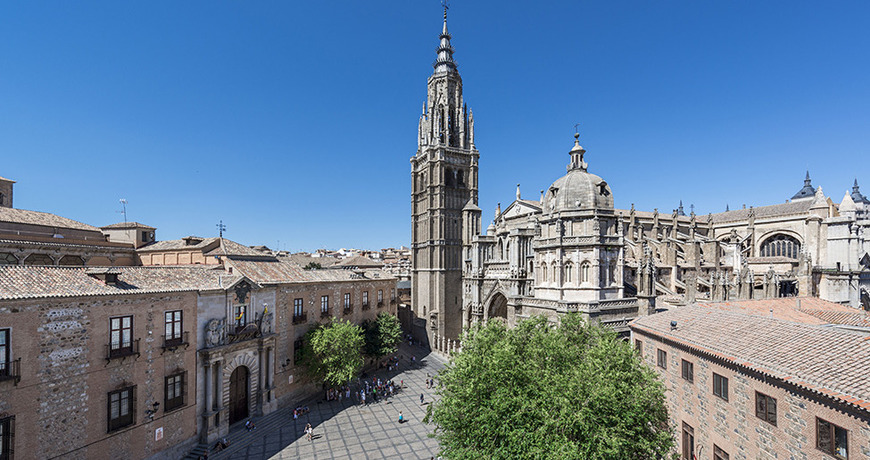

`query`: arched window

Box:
[565,263,573,283]
[542,262,547,282]
[760,234,801,259]
[581,262,591,284]
[24,253,54,266]
[59,255,84,266]
[0,253,17,265]
[609,262,617,285]
[551,263,557,283]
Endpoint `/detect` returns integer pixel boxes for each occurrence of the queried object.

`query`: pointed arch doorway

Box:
[229,366,249,424]
[487,292,508,321]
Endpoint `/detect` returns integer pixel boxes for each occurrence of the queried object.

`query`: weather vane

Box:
[442,0,449,18]
[216,220,226,238]
[574,123,581,136]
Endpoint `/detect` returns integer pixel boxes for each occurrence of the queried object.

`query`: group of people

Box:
[358,376,400,405]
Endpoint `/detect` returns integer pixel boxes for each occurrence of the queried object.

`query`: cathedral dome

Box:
[544,134,613,213]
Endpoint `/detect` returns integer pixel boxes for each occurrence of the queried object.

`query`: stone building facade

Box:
[0,238,399,458]
[409,10,479,349]
[0,266,213,460]
[630,299,870,459]
[410,11,870,351]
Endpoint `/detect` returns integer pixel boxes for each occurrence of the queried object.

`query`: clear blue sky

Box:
[2,1,868,252]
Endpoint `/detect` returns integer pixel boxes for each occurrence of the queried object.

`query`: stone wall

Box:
[0,292,199,460]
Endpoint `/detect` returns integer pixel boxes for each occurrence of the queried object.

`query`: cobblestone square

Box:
[210,344,446,460]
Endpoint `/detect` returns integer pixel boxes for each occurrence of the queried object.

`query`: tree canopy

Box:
[300,319,364,386]
[424,314,674,460]
[362,312,403,359]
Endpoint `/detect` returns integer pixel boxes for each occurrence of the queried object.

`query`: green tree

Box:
[300,319,364,386]
[424,314,674,460]
[362,312,403,359]
[303,261,322,270]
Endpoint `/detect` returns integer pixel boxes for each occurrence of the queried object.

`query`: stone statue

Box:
[262,312,274,334]
[205,318,227,347]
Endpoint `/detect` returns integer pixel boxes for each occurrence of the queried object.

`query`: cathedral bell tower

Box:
[411,6,479,347]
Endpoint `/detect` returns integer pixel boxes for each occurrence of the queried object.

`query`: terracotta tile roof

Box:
[226,259,395,285]
[709,200,812,224]
[631,306,870,413]
[801,309,870,327]
[696,297,858,324]
[0,265,238,300]
[203,239,270,258]
[137,236,219,252]
[100,222,156,230]
[334,254,384,268]
[0,207,102,232]
[285,254,338,268]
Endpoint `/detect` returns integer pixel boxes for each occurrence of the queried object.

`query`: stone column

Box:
[202,361,212,441]
[256,346,264,416]
[215,361,223,414]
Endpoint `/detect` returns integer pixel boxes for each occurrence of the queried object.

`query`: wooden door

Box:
[229,366,249,424]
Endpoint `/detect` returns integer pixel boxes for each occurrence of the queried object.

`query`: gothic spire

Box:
[791,170,816,200]
[433,4,457,74]
[852,178,869,204]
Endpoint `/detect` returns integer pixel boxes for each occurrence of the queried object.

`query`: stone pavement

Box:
[209,343,446,460]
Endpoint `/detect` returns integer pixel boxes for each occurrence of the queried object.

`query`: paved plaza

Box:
[209,344,446,460]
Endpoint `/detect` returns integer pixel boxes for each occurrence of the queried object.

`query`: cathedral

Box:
[411,10,870,350]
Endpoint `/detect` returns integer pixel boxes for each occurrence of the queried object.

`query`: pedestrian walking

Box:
[420,393,425,405]
[306,423,313,441]
[398,411,404,423]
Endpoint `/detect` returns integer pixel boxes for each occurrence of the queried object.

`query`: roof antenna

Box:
[118,199,128,224]
[216,220,226,238]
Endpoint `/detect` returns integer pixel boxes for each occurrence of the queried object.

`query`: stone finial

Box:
[516,184,521,201]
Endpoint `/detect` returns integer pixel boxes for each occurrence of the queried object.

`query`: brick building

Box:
[0,237,398,458]
[0,177,139,267]
[0,266,218,459]
[630,298,870,459]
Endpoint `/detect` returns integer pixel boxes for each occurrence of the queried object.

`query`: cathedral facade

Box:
[411,12,870,351]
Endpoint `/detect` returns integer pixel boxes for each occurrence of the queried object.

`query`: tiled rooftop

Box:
[631,305,870,412]
[100,221,156,230]
[0,207,102,232]
[0,265,237,300]
[695,297,860,325]
[708,200,813,224]
[227,259,394,285]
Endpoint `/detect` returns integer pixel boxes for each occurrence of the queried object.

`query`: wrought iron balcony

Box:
[292,313,308,325]
[377,301,384,308]
[362,302,371,311]
[162,331,190,351]
[343,307,353,316]
[0,358,21,385]
[106,339,141,362]
[320,310,331,319]
[227,321,262,344]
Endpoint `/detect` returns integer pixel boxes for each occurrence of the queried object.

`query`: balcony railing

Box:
[343,307,353,316]
[320,310,331,319]
[292,313,308,325]
[0,358,21,385]
[362,302,371,311]
[106,339,141,362]
[162,331,190,351]
[227,321,262,344]
[377,301,384,308]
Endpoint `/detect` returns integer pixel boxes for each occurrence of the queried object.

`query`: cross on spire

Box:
[442,0,449,19]
[216,220,226,238]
